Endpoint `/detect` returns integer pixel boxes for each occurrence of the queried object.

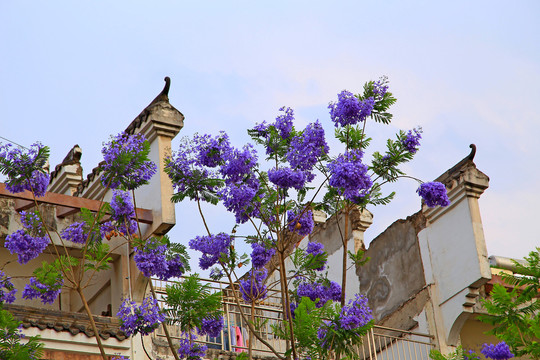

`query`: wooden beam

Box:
[0,183,153,224]
[14,199,35,211]
[56,205,79,218]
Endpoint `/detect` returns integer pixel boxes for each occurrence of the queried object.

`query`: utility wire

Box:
[0,135,29,150]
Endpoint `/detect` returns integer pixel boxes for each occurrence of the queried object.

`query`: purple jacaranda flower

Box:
[329,91,375,127]
[339,294,373,330]
[5,230,48,264]
[110,190,135,221]
[401,128,422,154]
[0,270,17,304]
[219,144,258,184]
[268,167,306,190]
[101,132,157,190]
[416,182,450,207]
[297,281,341,308]
[306,242,324,257]
[22,277,63,305]
[287,120,329,172]
[218,181,260,224]
[481,342,514,360]
[61,222,86,244]
[252,121,269,138]
[372,76,389,99]
[117,296,165,337]
[166,137,220,202]
[0,142,50,197]
[287,209,314,237]
[465,350,481,360]
[194,132,231,168]
[327,149,372,203]
[178,332,208,360]
[274,106,294,139]
[198,316,224,337]
[134,238,185,280]
[250,242,276,269]
[189,233,232,270]
[240,268,268,303]
[162,254,186,280]
[306,242,326,271]
[19,211,44,236]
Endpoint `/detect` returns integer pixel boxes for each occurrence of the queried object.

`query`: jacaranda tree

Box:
[0,77,451,360]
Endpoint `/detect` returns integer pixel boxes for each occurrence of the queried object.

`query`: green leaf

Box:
[164,274,223,333]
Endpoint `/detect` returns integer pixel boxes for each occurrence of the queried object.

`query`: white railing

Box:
[358,326,434,360]
[151,277,434,359]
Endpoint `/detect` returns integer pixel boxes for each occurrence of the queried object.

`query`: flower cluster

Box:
[194,132,231,168]
[189,233,232,270]
[253,107,295,155]
[101,218,138,239]
[101,132,157,190]
[219,144,258,183]
[481,342,514,360]
[167,134,261,223]
[372,76,389,99]
[416,182,450,207]
[5,229,48,264]
[178,332,208,360]
[22,277,63,304]
[287,209,314,237]
[327,149,372,203]
[339,294,373,330]
[306,242,326,271]
[0,270,17,304]
[133,241,167,278]
[198,316,224,337]
[401,128,422,154]
[218,182,259,224]
[250,242,276,269]
[101,189,139,237]
[61,222,86,244]
[268,167,306,190]
[166,137,220,201]
[275,106,294,139]
[134,238,185,280]
[239,268,268,303]
[306,242,324,257]
[329,90,375,127]
[110,190,135,221]
[286,120,329,172]
[117,296,165,337]
[19,211,43,233]
[297,281,341,308]
[0,142,50,197]
[218,143,260,224]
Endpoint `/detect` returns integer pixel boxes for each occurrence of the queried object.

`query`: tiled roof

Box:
[5,304,127,341]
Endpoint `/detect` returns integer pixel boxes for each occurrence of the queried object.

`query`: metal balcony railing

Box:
[151,277,434,360]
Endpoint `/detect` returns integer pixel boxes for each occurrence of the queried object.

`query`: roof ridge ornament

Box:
[148,76,171,106]
[468,144,476,161]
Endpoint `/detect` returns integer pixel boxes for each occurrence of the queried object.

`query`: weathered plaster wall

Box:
[358,212,427,323]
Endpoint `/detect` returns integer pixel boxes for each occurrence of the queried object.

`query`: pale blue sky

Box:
[1,1,539,268]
